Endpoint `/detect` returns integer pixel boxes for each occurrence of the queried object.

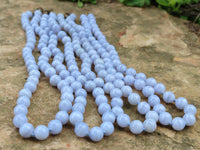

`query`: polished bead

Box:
[113,79,124,89]
[19,123,34,138]
[146,77,157,87]
[124,75,135,86]
[69,111,83,125]
[72,103,85,114]
[128,93,141,105]
[100,122,114,136]
[71,81,82,91]
[24,81,37,93]
[134,79,146,90]
[48,120,62,135]
[61,86,73,94]
[121,85,132,97]
[159,112,172,125]
[111,97,123,107]
[17,96,30,107]
[148,95,160,107]
[75,122,89,137]
[126,68,136,76]
[175,97,188,109]
[153,104,166,113]
[19,88,32,98]
[55,111,69,125]
[92,88,104,98]
[103,82,114,94]
[163,91,175,103]
[61,92,74,102]
[98,103,111,115]
[34,125,49,140]
[14,104,28,115]
[95,95,108,106]
[13,114,28,128]
[129,120,143,134]
[102,111,115,123]
[145,111,159,122]
[75,88,87,97]
[142,86,155,97]
[184,105,197,115]
[89,127,104,142]
[94,78,104,87]
[137,102,150,115]
[59,100,72,112]
[183,113,196,126]
[50,75,61,86]
[110,88,122,98]
[117,113,130,128]
[105,74,115,82]
[135,73,146,80]
[143,119,157,133]
[172,117,185,131]
[84,81,96,92]
[75,96,87,106]
[154,83,165,95]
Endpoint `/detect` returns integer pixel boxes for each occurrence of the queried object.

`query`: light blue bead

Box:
[110,88,122,98]
[44,67,56,78]
[75,89,87,98]
[129,120,143,134]
[48,120,62,135]
[98,103,111,115]
[102,111,116,123]
[111,97,123,107]
[117,64,126,73]
[14,104,28,115]
[97,70,108,78]
[77,75,87,86]
[105,74,115,83]
[126,68,136,76]
[135,73,146,80]
[107,67,116,74]
[34,125,49,140]
[115,72,124,80]
[29,70,40,78]
[95,95,108,106]
[27,75,39,85]
[61,86,73,94]
[183,113,196,126]
[137,102,150,115]
[153,104,166,113]
[50,75,61,86]
[103,82,114,94]
[69,111,84,125]
[128,93,141,105]
[142,86,155,97]
[71,81,82,91]
[61,92,74,102]
[55,111,69,125]
[163,91,175,103]
[59,100,72,112]
[124,75,135,86]
[19,123,34,138]
[121,86,132,97]
[143,119,157,133]
[100,122,114,136]
[75,96,87,106]
[13,114,28,128]
[184,105,197,115]
[154,83,165,95]
[72,103,85,114]
[134,79,146,90]
[75,122,89,137]
[114,79,124,89]
[57,80,68,91]
[94,78,104,87]
[175,97,188,109]
[117,113,130,128]
[148,95,160,107]
[85,71,96,80]
[89,127,104,142]
[158,112,172,125]
[172,117,185,131]
[146,77,157,87]
[145,111,159,122]
[65,76,75,85]
[19,88,32,98]
[84,81,96,92]
[92,88,104,98]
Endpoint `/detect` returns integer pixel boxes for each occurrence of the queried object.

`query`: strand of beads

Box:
[85,13,197,131]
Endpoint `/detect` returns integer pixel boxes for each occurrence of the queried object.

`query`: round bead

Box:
[175,97,188,109]
[142,86,155,97]
[75,89,87,98]
[111,97,123,107]
[89,127,104,142]
[112,106,124,117]
[137,102,150,115]
[48,120,62,135]
[95,95,108,106]
[19,123,34,138]
[105,74,115,82]
[117,113,130,128]
[72,103,85,114]
[135,73,146,80]
[50,75,61,86]
[84,81,96,92]
[113,79,124,89]
[71,81,82,91]
[145,111,159,122]
[163,91,175,103]
[34,125,49,140]
[92,88,104,98]
[129,120,144,134]
[61,92,74,102]
[121,86,132,97]
[183,113,196,126]
[143,119,157,133]
[126,68,136,76]
[158,112,172,125]
[154,83,165,95]
[110,88,122,98]
[128,93,141,105]
[134,79,146,90]
[94,78,104,87]
[59,100,72,112]
[19,88,32,98]
[74,96,87,106]
[153,104,166,113]
[103,82,114,94]
[69,111,84,125]
[13,114,28,128]
[172,117,185,131]
[55,111,69,125]
[100,122,114,136]
[184,105,197,115]
[14,104,28,115]
[148,95,160,107]
[98,103,111,115]
[75,122,89,137]
[146,77,157,87]
[124,75,135,86]
[102,111,115,123]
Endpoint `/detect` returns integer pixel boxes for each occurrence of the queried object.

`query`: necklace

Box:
[13,10,197,142]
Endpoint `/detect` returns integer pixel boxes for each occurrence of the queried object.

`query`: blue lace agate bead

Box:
[184,104,197,115]
[13,114,28,128]
[126,68,136,76]
[110,88,122,98]
[159,112,172,125]
[128,93,141,105]
[48,120,62,135]
[72,103,85,114]
[121,86,132,97]
[146,77,157,87]
[98,103,111,115]
[137,102,150,115]
[59,100,72,112]
[135,73,146,80]
[143,119,157,133]
[103,82,114,94]
[175,97,188,109]
[129,120,144,134]
[153,104,166,113]
[55,111,69,125]
[163,91,175,103]
[124,75,135,86]
[14,104,28,115]
[114,79,124,89]
[19,123,34,138]
[134,79,146,90]
[145,111,159,122]
[102,111,115,123]
[75,122,89,137]
[89,127,104,142]
[172,117,185,131]
[69,111,84,125]
[92,87,104,98]
[117,113,130,128]
[154,83,165,95]
[148,95,160,107]
[142,86,155,97]
[84,80,96,92]
[183,113,196,126]
[100,122,114,136]
[111,97,123,107]
[112,106,124,117]
[95,95,108,106]
[34,125,49,140]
